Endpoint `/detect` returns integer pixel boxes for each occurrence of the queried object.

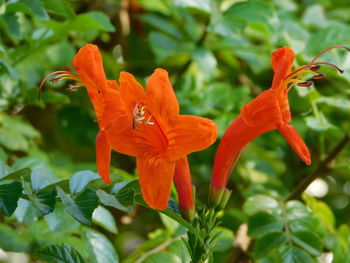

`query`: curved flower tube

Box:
[173,156,195,221]
[211,45,349,194]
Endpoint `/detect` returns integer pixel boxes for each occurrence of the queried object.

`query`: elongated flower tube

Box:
[210,45,349,196]
[40,44,123,184]
[173,156,195,221]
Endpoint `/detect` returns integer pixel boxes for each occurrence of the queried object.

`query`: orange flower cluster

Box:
[41,44,348,215]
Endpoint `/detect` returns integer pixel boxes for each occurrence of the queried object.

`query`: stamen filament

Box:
[39,70,81,100]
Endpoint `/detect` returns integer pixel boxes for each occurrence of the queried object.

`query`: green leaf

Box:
[305,113,335,132]
[72,11,115,32]
[0,160,10,179]
[69,170,100,194]
[0,181,22,216]
[302,194,335,230]
[224,1,273,26]
[13,198,40,223]
[135,195,204,245]
[306,24,350,54]
[0,223,31,252]
[0,127,28,151]
[83,228,119,263]
[57,187,98,225]
[92,206,118,234]
[16,0,49,20]
[0,58,16,78]
[36,244,86,263]
[112,180,138,208]
[317,96,350,110]
[45,204,80,231]
[212,227,235,252]
[2,115,40,139]
[243,195,279,216]
[33,188,57,215]
[173,0,211,14]
[291,231,322,256]
[248,212,283,238]
[42,0,75,19]
[2,13,21,38]
[192,48,217,77]
[279,246,315,263]
[96,189,130,213]
[143,252,182,263]
[254,232,288,258]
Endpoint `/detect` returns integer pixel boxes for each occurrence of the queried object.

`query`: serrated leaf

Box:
[279,246,315,263]
[83,228,119,263]
[254,232,287,258]
[0,181,22,216]
[33,188,57,215]
[291,231,322,256]
[92,206,118,234]
[69,170,100,194]
[36,244,86,263]
[248,212,283,238]
[96,189,130,212]
[57,187,98,225]
[0,223,31,252]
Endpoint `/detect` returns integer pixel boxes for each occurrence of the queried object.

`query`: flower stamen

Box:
[39,70,82,100]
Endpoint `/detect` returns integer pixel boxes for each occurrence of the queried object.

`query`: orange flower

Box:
[211,46,348,192]
[105,69,218,209]
[173,156,195,221]
[40,44,122,184]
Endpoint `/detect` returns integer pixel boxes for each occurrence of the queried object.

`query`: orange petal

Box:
[105,114,155,157]
[277,123,311,165]
[119,72,144,112]
[212,115,275,189]
[137,156,175,210]
[241,89,283,126]
[271,46,295,90]
[72,44,108,91]
[166,115,218,160]
[96,131,111,184]
[174,156,194,210]
[145,69,179,125]
[101,88,124,129]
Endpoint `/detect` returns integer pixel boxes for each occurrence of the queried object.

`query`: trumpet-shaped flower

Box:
[40,44,123,184]
[105,69,217,209]
[211,45,348,192]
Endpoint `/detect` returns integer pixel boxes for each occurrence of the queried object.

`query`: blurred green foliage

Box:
[0,0,349,262]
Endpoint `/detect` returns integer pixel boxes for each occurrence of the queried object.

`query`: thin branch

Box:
[286,132,350,201]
